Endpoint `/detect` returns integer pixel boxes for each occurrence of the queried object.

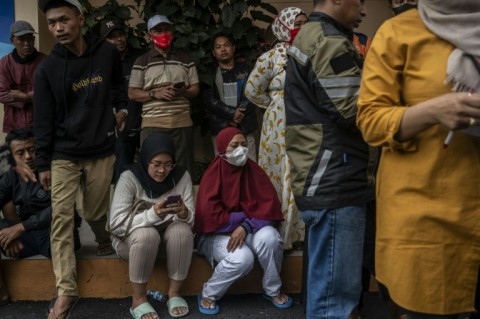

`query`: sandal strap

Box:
[48,298,79,319]
[131,301,158,319]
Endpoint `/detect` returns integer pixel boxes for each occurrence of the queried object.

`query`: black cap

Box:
[100,19,123,38]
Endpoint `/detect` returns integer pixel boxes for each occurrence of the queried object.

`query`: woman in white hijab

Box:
[357,1,480,318]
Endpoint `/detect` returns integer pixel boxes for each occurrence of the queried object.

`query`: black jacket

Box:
[119,47,145,142]
[0,169,51,231]
[33,36,127,171]
[203,63,257,135]
[285,12,377,209]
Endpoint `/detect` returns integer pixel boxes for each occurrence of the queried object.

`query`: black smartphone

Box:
[173,81,185,89]
[165,194,181,205]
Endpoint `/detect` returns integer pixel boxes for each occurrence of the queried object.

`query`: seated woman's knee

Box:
[130,227,160,247]
[165,221,193,245]
[253,226,282,251]
[227,247,255,273]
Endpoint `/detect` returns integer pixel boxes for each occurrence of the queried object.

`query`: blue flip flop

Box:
[262,293,293,309]
[197,294,220,315]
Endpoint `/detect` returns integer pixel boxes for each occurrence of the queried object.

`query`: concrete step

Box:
[1,222,303,301]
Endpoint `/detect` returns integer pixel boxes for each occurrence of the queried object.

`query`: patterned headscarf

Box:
[271,7,305,43]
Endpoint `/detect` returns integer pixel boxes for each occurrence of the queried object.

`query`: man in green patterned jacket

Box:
[284,0,377,318]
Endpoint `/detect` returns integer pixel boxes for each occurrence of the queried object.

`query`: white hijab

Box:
[418,0,480,92]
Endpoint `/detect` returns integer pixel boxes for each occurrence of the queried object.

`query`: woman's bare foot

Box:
[271,292,289,305]
[131,295,159,319]
[200,296,216,310]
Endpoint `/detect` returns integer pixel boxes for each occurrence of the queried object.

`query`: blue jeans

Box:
[301,205,366,319]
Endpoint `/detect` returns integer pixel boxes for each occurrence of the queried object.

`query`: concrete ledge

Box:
[1,252,303,301]
[1,186,303,301]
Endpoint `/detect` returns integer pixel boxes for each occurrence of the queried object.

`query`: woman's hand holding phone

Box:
[154,194,188,219]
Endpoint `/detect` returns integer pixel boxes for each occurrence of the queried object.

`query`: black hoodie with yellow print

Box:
[34,36,127,172]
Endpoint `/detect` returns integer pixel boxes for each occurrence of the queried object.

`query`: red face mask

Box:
[289,28,301,44]
[151,32,173,49]
[276,17,302,45]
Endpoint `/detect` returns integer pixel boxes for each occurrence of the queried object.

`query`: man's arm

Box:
[202,81,236,120]
[110,48,128,131]
[0,223,25,249]
[33,66,55,174]
[182,83,199,99]
[0,177,50,244]
[1,201,18,221]
[3,239,23,258]
[0,170,15,209]
[0,172,23,249]
[8,90,31,103]
[14,157,37,183]
[129,86,176,103]
[21,206,52,231]
[0,59,25,108]
[238,67,256,115]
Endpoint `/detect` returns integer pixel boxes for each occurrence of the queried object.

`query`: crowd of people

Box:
[0,0,479,318]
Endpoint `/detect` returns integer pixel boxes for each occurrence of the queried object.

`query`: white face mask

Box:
[225,146,248,167]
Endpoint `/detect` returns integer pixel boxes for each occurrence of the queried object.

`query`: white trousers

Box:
[202,226,283,300]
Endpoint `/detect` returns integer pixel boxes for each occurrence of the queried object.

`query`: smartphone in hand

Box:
[165,194,181,206]
[173,82,185,89]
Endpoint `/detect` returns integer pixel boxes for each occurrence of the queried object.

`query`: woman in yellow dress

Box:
[357,1,480,317]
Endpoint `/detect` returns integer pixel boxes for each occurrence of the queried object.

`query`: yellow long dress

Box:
[357,10,480,314]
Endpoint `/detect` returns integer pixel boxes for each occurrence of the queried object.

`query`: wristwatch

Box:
[148,90,156,100]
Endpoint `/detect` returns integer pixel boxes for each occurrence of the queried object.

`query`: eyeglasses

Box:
[149,161,175,171]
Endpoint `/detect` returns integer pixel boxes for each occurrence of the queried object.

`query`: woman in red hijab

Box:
[195,127,291,315]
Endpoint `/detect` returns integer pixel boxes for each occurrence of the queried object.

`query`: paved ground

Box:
[0,292,388,319]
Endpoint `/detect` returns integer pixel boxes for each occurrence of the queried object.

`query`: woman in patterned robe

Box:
[245,7,307,249]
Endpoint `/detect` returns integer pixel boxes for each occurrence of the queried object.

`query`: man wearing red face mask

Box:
[129,15,200,174]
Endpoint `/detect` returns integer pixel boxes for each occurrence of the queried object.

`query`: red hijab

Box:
[195,128,283,234]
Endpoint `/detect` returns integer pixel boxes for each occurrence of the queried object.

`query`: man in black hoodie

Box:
[34,0,127,317]
[100,18,145,181]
